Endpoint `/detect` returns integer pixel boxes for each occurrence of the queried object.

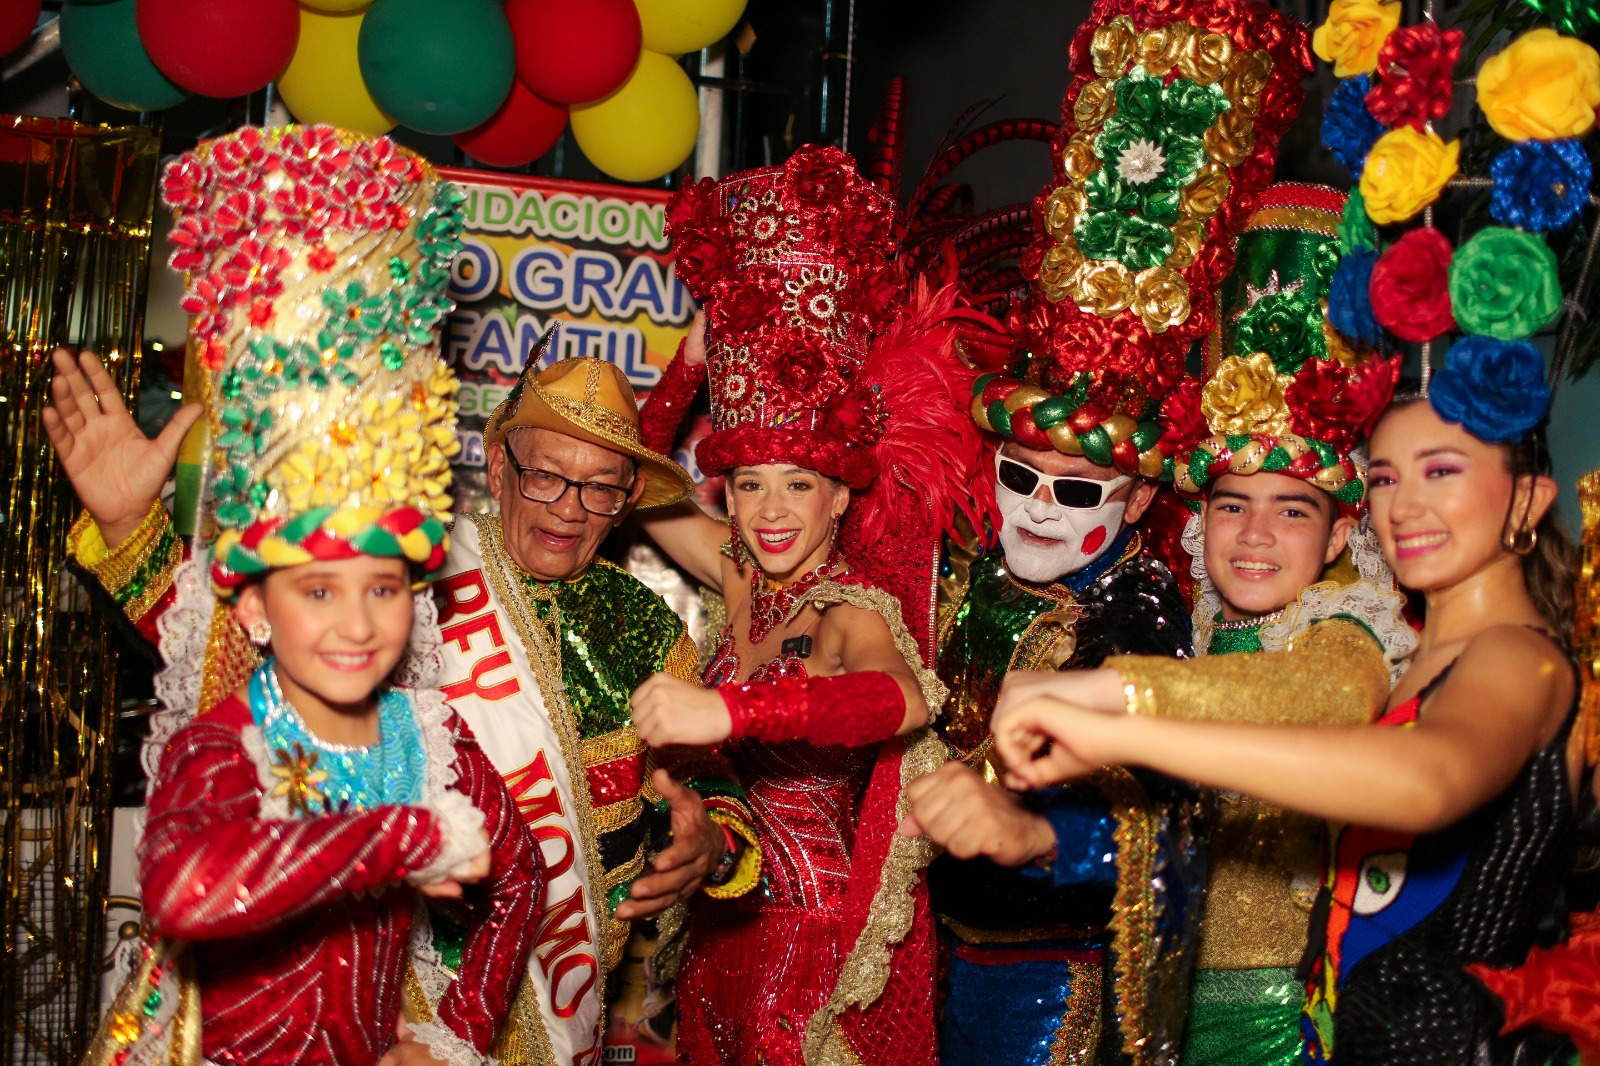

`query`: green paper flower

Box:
[1338,188,1377,254]
[1076,208,1174,271]
[394,287,448,345]
[218,403,274,456]
[1448,227,1563,340]
[321,282,393,343]
[1235,288,1326,375]
[1072,71,1228,272]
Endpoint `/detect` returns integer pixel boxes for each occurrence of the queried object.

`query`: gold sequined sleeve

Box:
[662,628,701,684]
[1118,618,1388,726]
[67,501,184,624]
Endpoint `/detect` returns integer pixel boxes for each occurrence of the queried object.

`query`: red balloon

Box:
[136,0,298,98]
[453,79,568,168]
[0,0,41,56]
[505,0,641,106]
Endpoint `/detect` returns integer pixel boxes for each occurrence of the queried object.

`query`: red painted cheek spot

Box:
[1081,525,1107,556]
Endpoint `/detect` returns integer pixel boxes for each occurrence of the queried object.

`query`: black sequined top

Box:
[1300,657,1578,1065]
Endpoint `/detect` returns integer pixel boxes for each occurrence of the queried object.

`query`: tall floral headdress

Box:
[1169,183,1402,513]
[1312,2,1600,445]
[972,0,1313,480]
[162,125,464,597]
[667,145,904,488]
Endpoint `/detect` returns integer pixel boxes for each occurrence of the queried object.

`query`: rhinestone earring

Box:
[728,514,745,569]
[247,619,273,647]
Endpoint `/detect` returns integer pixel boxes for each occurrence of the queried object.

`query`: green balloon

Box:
[358,0,515,136]
[60,0,187,111]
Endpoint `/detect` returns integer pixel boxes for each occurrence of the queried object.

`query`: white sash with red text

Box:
[431,517,605,1065]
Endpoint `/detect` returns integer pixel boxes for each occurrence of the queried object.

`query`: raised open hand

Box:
[41,349,201,548]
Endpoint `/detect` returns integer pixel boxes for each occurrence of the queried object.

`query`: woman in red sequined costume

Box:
[57,126,545,1066]
[628,146,985,1064]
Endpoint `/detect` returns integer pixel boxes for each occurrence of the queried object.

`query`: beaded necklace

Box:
[1206,608,1284,656]
[748,549,849,644]
[250,659,427,817]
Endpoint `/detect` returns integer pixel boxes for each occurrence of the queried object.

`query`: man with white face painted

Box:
[993,447,1141,581]
[905,409,1200,1064]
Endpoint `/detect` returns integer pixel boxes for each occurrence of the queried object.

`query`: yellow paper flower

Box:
[278,439,350,513]
[1477,28,1600,141]
[1202,353,1294,436]
[1311,0,1401,77]
[1358,127,1459,225]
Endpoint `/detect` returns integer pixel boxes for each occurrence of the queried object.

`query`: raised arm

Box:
[636,314,729,591]
[993,625,1573,835]
[42,349,199,549]
[140,722,468,941]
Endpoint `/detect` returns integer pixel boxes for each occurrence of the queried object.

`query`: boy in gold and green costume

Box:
[1000,183,1417,1065]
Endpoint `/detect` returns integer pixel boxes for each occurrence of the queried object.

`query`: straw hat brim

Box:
[499,384,695,509]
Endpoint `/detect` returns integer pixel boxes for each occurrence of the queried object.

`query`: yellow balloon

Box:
[300,0,372,11]
[634,0,747,56]
[571,51,699,183]
[276,6,395,136]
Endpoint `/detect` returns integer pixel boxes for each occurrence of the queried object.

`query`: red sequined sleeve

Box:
[429,714,545,1055]
[139,718,445,942]
[638,339,706,455]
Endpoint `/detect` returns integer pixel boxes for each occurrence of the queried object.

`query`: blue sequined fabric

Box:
[251,659,425,812]
[940,938,1104,1066]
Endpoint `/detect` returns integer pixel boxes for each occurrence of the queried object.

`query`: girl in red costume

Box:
[55,126,544,1066]
[628,145,985,1064]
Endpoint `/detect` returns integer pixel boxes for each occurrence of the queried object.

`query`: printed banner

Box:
[437,168,698,512]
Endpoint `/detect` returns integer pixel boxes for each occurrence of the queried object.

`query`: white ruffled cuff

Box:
[407,1019,494,1066]
[407,788,488,886]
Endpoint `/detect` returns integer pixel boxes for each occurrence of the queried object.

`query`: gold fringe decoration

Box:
[0,116,160,1066]
[1576,469,1600,768]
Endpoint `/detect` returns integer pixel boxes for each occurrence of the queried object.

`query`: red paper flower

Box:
[1286,357,1358,449]
[1370,226,1456,341]
[211,190,268,245]
[788,146,854,208]
[708,269,783,337]
[162,155,213,211]
[1286,354,1400,448]
[351,137,409,181]
[210,126,268,182]
[1158,376,1208,455]
[1366,22,1463,130]
[167,215,218,273]
[1343,355,1402,440]
[278,126,349,183]
[824,384,886,447]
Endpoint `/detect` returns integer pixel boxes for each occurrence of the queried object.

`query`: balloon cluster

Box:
[55,0,747,182]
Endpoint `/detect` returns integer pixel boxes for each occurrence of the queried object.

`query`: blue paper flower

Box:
[1429,335,1551,444]
[1322,75,1385,176]
[1490,140,1593,233]
[1328,248,1383,347]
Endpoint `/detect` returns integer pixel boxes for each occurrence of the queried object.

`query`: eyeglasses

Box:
[995,454,1131,509]
[505,450,634,516]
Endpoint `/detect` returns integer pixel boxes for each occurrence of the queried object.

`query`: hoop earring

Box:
[247,619,272,647]
[1504,527,1539,556]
